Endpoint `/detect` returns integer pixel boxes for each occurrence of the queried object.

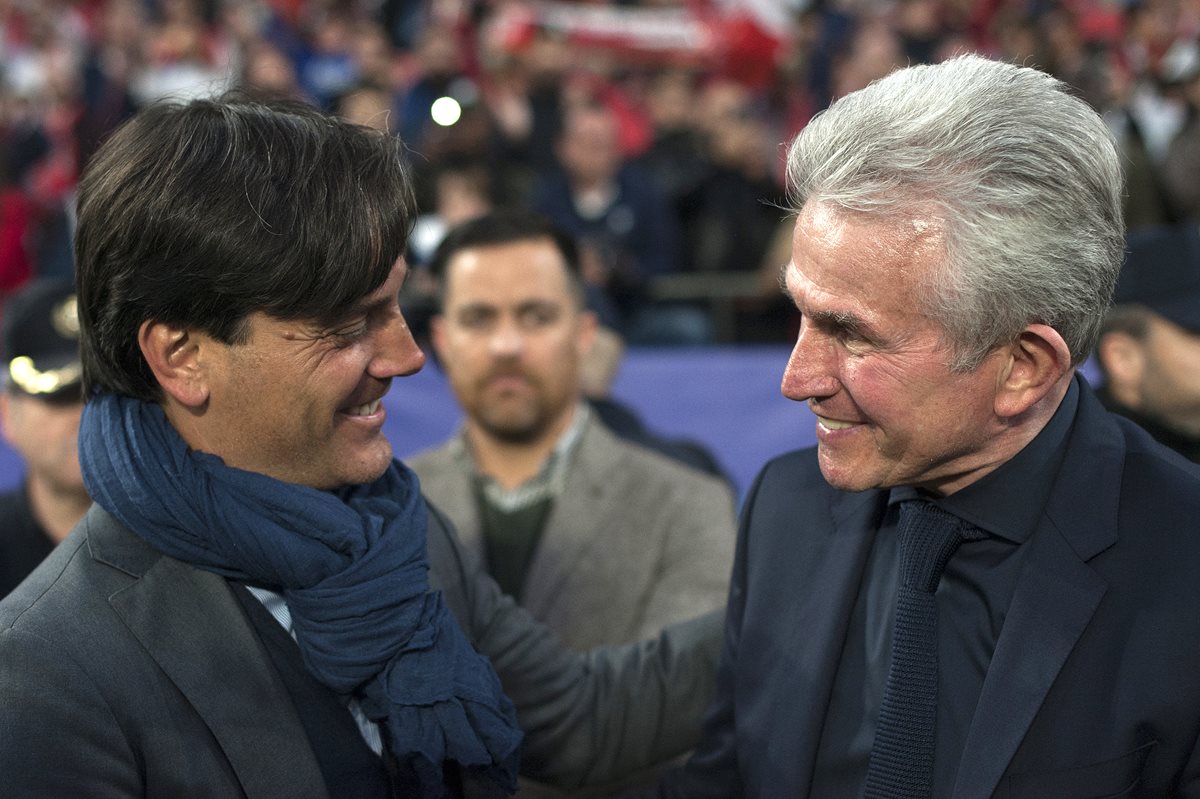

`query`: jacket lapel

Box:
[790,487,886,789]
[950,524,1107,798]
[952,382,1120,798]
[91,511,330,799]
[521,420,614,619]
[415,439,485,565]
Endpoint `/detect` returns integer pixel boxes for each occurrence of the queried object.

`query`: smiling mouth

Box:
[345,399,382,417]
[817,415,859,430]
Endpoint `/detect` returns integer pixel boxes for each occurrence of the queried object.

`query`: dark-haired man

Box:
[415,209,736,798]
[0,278,91,596]
[413,209,734,653]
[0,94,719,798]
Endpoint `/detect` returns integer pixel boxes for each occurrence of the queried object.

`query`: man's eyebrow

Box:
[780,264,880,342]
[346,279,407,318]
[361,294,394,313]
[516,298,560,311]
[809,308,877,340]
[453,301,496,315]
[318,291,390,332]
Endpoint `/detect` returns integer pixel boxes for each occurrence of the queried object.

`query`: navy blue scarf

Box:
[79,393,521,797]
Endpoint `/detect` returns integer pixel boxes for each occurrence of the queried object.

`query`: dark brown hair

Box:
[76,91,416,402]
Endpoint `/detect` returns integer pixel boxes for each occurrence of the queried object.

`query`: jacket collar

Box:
[85,506,332,799]
[950,376,1118,797]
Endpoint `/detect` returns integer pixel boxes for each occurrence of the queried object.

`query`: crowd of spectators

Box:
[2,0,1200,344]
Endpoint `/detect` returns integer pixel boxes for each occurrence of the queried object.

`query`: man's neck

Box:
[26,475,91,543]
[466,406,580,491]
[927,373,1075,497]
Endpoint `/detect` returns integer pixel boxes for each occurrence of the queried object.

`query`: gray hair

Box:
[785,54,1124,370]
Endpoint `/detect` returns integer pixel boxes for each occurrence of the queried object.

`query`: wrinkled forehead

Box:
[789,201,946,276]
[784,201,948,322]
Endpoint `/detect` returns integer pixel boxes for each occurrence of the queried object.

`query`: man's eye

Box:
[521,307,557,327]
[458,311,490,329]
[834,327,858,342]
[330,321,369,345]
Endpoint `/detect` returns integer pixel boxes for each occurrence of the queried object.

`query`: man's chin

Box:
[332,442,396,488]
[491,426,549,446]
[816,452,878,494]
[478,413,546,444]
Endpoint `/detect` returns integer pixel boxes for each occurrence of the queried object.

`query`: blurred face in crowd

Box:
[831,21,905,99]
[558,107,621,188]
[433,237,597,445]
[417,24,462,79]
[780,200,1013,495]
[244,43,300,97]
[646,70,696,132]
[352,23,394,85]
[337,86,393,131]
[436,171,491,226]
[100,0,145,53]
[166,258,425,489]
[0,390,85,497]
[1102,313,1200,437]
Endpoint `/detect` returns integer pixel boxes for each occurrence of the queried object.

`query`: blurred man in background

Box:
[0,278,89,596]
[414,209,734,654]
[1095,223,1200,462]
[415,208,735,796]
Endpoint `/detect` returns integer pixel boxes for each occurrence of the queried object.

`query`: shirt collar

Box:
[456,403,591,512]
[890,377,1080,543]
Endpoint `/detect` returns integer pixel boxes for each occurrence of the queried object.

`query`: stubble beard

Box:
[477,402,550,445]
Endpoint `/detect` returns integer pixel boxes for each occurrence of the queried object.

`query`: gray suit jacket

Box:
[411,417,737,651]
[0,501,722,798]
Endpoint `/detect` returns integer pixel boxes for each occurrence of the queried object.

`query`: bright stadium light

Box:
[430,96,462,127]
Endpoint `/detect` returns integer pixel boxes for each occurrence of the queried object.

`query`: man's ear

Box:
[993,323,1074,419]
[1096,331,1145,405]
[579,322,623,398]
[137,320,210,408]
[429,315,448,364]
[576,309,599,356]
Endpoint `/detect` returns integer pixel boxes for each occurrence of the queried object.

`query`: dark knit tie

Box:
[864,500,974,799]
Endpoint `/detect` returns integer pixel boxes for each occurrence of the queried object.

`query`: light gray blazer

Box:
[0,501,722,798]
[410,417,737,651]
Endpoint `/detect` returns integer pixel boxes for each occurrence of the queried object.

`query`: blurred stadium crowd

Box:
[2,0,1200,344]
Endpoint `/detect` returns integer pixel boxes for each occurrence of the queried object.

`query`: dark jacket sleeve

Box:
[0,625,145,798]
[424,499,723,788]
[646,455,775,798]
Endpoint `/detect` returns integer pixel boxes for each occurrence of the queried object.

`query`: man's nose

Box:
[780,323,839,403]
[487,319,524,358]
[369,314,425,378]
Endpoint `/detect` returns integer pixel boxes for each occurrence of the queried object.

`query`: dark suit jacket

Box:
[661,378,1200,798]
[0,499,722,797]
